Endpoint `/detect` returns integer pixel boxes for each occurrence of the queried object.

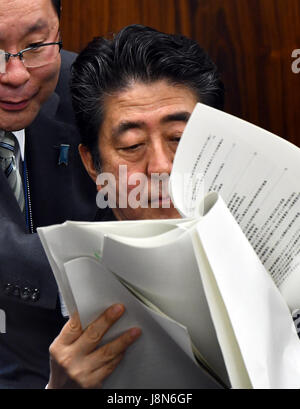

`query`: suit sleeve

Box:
[0,169,59,311]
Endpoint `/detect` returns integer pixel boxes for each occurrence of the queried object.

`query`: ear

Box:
[78,144,99,185]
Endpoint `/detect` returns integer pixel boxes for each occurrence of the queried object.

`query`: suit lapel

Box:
[25,91,80,228]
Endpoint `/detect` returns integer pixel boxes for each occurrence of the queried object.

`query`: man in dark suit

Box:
[46,25,224,389]
[0,0,96,388]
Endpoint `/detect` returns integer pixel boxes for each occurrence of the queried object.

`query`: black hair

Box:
[51,0,61,19]
[71,24,224,169]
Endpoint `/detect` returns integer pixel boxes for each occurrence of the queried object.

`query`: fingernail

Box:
[130,328,141,339]
[111,304,124,317]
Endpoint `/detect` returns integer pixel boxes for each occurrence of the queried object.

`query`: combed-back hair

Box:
[71,24,224,168]
[51,0,61,19]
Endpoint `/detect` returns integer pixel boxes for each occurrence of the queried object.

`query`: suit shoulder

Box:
[60,49,78,69]
[57,49,78,86]
[54,49,78,121]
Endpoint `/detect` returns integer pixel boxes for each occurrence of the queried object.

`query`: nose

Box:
[0,57,30,88]
[147,141,173,176]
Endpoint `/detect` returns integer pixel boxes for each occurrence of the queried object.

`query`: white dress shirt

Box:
[13,129,25,161]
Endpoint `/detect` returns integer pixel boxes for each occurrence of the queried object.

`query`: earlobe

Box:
[78,144,99,183]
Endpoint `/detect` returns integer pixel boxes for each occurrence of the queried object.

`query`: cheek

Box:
[116,168,144,201]
[100,145,148,200]
[34,58,61,100]
[102,157,144,190]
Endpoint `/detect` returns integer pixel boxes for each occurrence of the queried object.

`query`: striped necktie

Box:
[0,131,25,212]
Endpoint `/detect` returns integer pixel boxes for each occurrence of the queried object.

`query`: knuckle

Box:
[86,323,101,342]
[100,343,114,361]
[68,318,82,333]
[49,343,73,369]
[49,341,66,363]
[49,341,58,358]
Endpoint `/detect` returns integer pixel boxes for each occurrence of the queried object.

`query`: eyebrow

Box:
[160,111,191,124]
[23,19,49,36]
[0,19,49,42]
[112,111,191,140]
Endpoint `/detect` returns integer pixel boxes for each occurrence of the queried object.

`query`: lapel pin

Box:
[58,144,70,166]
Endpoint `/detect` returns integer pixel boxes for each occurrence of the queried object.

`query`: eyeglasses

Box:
[0,41,62,74]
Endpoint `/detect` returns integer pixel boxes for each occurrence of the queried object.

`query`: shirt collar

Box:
[12,129,25,161]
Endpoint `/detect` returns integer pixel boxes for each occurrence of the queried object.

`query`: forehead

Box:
[101,80,198,130]
[0,0,58,39]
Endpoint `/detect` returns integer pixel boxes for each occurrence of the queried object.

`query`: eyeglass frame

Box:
[0,41,63,69]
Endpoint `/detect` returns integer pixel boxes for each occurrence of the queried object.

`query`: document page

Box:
[38,218,229,385]
[194,194,300,389]
[171,103,300,309]
[101,227,228,384]
[38,219,184,316]
[63,257,220,389]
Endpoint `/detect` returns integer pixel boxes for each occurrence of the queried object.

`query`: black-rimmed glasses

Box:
[0,41,62,73]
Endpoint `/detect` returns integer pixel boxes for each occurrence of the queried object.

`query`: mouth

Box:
[0,98,32,111]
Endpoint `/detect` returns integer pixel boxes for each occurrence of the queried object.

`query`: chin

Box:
[0,104,40,131]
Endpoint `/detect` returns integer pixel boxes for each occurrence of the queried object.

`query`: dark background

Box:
[61,0,300,147]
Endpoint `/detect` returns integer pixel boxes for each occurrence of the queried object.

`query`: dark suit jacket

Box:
[0,50,97,389]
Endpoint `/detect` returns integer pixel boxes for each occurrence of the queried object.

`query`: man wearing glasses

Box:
[0,0,96,388]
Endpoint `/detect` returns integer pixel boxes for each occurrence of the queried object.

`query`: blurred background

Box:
[61,0,300,147]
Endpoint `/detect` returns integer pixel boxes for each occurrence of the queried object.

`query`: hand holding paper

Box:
[48,305,141,389]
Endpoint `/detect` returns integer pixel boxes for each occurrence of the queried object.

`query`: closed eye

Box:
[169,135,182,143]
[120,144,143,151]
[26,42,44,50]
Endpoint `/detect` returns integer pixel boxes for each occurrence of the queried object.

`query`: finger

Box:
[87,353,125,389]
[55,312,83,346]
[73,304,125,355]
[86,327,142,371]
